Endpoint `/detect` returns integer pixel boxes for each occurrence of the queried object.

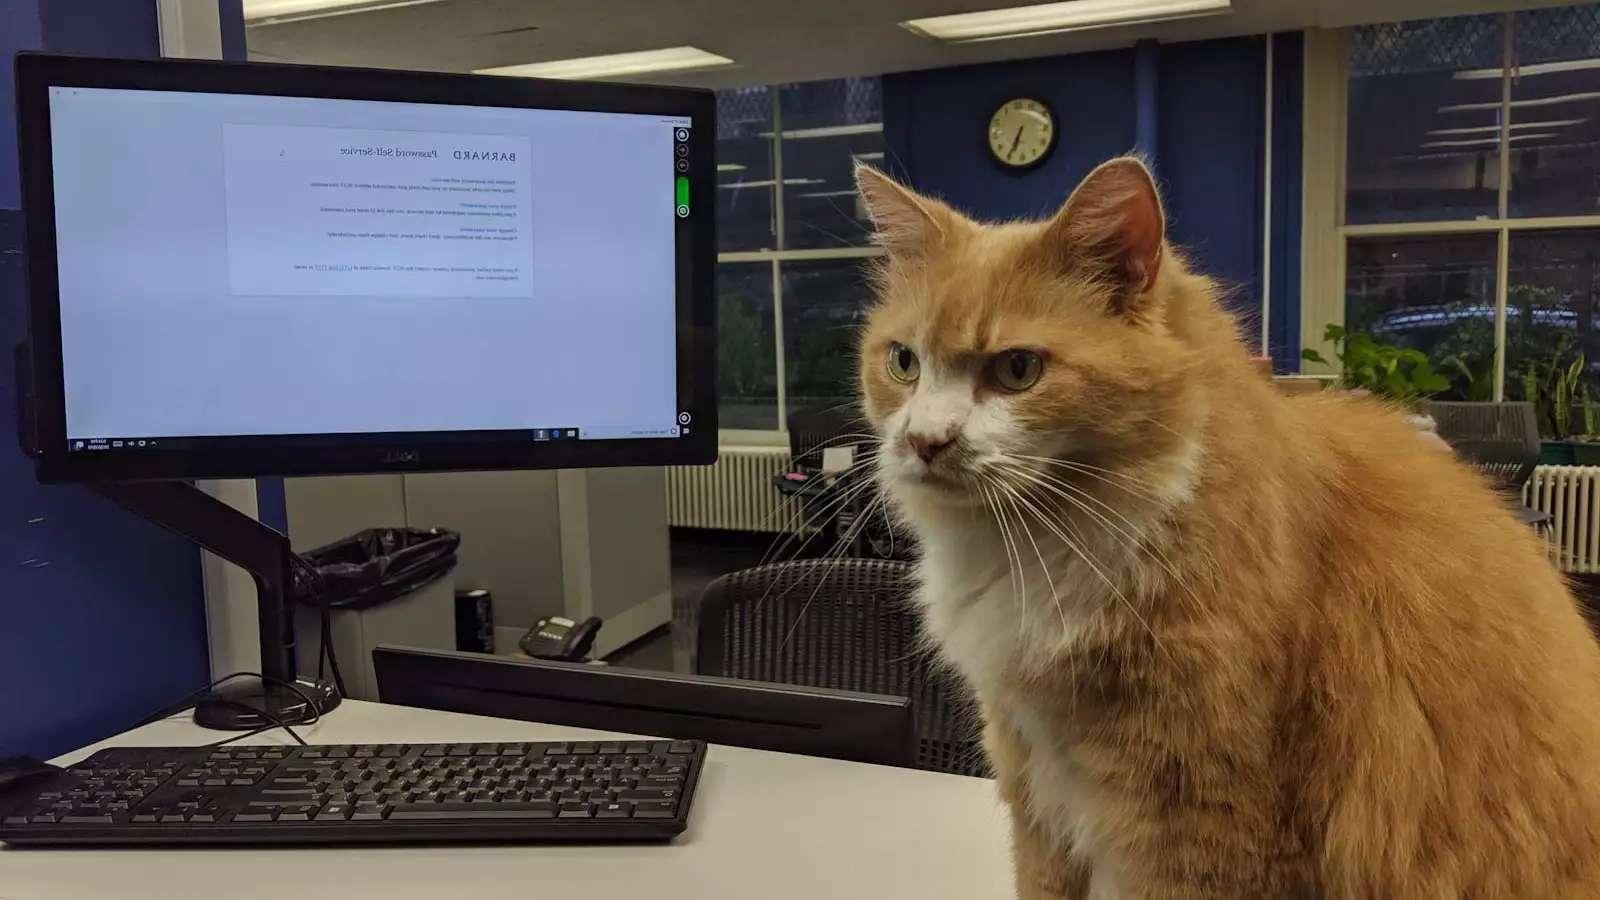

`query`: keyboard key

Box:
[624,743,649,755]
[557,802,593,819]
[543,743,571,756]
[276,805,317,821]
[571,742,597,754]
[389,802,558,821]
[300,749,324,759]
[158,811,189,823]
[598,742,624,755]
[229,778,254,786]
[447,744,473,757]
[233,811,275,822]
[351,804,389,821]
[498,743,527,757]
[380,745,405,758]
[4,814,32,825]
[633,801,676,819]
[189,812,217,823]
[202,778,227,787]
[326,748,350,759]
[315,803,352,821]
[261,789,319,800]
[595,802,631,819]
[618,789,678,803]
[29,812,61,824]
[667,741,696,754]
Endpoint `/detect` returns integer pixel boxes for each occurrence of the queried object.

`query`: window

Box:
[1339,5,1600,411]
[715,77,884,435]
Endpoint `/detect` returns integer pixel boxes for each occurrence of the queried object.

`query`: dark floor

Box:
[604,528,776,672]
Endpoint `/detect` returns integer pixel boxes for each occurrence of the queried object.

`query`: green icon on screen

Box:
[675,176,690,218]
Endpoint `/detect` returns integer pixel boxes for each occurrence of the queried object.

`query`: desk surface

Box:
[1,699,1011,899]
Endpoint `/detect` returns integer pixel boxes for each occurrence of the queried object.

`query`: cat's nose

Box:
[907,432,952,464]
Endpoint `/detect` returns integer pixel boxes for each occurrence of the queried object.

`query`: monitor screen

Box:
[16,55,716,482]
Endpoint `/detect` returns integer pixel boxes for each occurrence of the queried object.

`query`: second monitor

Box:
[373,646,916,768]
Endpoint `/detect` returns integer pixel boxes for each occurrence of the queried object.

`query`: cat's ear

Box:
[1045,156,1166,316]
[855,163,952,258]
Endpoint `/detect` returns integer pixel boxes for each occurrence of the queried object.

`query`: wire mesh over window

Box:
[1513,4,1600,66]
[1346,14,1505,224]
[1349,14,1504,77]
[1509,6,1600,218]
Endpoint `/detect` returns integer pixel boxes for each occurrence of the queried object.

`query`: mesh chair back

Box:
[1425,401,1541,493]
[696,559,988,776]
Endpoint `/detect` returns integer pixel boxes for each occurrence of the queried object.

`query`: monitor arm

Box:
[13,341,339,729]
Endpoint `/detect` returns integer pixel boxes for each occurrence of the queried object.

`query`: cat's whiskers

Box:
[755,469,883,610]
[975,479,1027,639]
[985,472,1070,634]
[993,476,1166,652]
[777,490,888,651]
[756,452,881,568]
[996,459,1197,608]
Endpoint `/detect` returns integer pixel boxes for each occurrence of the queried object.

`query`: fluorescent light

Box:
[717,163,748,173]
[795,190,862,198]
[1455,58,1600,80]
[756,123,885,140]
[854,151,885,161]
[1420,132,1559,149]
[1427,118,1585,136]
[718,179,823,190]
[902,0,1230,43]
[243,0,443,24]
[1440,91,1600,113]
[475,47,734,81]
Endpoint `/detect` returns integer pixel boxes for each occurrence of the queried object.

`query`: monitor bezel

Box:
[16,53,717,483]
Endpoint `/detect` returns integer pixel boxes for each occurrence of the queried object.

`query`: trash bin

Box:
[292,527,460,701]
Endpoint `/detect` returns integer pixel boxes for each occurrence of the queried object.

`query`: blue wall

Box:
[882,35,1304,339]
[1,0,211,759]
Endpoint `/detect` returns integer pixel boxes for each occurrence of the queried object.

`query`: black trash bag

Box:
[292,527,460,697]
[294,527,460,611]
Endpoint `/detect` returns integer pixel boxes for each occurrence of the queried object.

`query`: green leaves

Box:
[1302,323,1450,408]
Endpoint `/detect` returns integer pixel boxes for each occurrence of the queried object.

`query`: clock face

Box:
[988,98,1056,169]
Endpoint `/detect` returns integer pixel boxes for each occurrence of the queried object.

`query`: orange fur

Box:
[854,159,1600,898]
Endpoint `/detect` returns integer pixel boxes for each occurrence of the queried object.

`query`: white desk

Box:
[0,700,1012,899]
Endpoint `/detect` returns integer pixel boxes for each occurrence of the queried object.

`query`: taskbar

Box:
[66,424,686,454]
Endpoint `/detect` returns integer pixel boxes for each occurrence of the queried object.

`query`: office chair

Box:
[1424,401,1551,532]
[695,558,989,777]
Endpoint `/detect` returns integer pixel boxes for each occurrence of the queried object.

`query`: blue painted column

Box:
[1134,39,1160,166]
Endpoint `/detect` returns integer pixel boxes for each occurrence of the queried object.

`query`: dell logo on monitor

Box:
[381,449,421,465]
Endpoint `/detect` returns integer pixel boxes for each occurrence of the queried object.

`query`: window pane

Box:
[718,263,778,430]
[1508,7,1600,218]
[781,258,873,421]
[716,88,776,253]
[1343,234,1498,400]
[1346,15,1505,224]
[777,78,883,250]
[1505,230,1600,431]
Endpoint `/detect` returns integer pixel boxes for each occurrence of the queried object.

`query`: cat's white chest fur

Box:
[913,517,1129,897]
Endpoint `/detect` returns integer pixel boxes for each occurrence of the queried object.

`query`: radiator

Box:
[1524,466,1600,573]
[665,445,792,532]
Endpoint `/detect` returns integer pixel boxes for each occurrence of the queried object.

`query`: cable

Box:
[127,670,327,743]
[319,610,348,698]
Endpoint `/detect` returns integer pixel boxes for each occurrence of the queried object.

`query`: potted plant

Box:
[1302,325,1450,428]
[1518,341,1600,465]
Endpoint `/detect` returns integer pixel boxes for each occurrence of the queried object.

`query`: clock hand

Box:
[1008,125,1024,160]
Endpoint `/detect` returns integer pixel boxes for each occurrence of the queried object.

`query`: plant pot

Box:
[1542,440,1577,466]
[1572,441,1600,467]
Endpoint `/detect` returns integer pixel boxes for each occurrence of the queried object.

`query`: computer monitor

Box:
[10,53,716,729]
[14,53,715,484]
[373,646,917,768]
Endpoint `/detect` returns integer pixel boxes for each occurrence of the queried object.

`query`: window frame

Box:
[716,86,885,443]
[1307,14,1600,401]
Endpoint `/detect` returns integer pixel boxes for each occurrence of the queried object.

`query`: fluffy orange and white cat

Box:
[854,157,1600,899]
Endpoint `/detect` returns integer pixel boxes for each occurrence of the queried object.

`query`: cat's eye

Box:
[991,350,1044,392]
[887,343,920,383]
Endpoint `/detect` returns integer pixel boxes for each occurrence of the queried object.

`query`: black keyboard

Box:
[0,739,705,846]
